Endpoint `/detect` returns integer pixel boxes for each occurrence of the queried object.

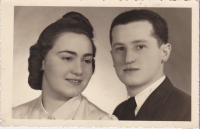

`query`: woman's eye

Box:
[84,60,92,64]
[63,57,73,61]
[116,47,124,51]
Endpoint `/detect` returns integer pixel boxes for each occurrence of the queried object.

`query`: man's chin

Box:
[121,79,142,87]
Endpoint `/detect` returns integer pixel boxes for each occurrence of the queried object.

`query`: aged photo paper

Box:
[1,0,199,128]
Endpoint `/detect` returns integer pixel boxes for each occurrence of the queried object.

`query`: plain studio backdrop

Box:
[13,7,191,114]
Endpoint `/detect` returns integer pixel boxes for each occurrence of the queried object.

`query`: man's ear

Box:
[160,43,172,62]
[110,50,115,67]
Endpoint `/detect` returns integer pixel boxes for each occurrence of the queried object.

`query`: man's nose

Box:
[71,61,83,76]
[125,49,136,64]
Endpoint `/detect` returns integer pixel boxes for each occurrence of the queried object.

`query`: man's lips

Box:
[66,79,82,85]
[123,68,140,71]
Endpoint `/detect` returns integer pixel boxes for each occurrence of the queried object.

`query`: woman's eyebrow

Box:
[58,51,93,57]
[58,50,77,56]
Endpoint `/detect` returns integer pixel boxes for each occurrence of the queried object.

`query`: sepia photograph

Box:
[1,0,199,128]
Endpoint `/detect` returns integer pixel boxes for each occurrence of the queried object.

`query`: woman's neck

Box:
[41,92,67,114]
[41,77,71,114]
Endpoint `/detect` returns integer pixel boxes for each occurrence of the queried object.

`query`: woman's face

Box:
[42,32,94,100]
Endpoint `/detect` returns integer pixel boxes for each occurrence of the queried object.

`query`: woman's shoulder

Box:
[12,97,39,119]
[80,95,118,120]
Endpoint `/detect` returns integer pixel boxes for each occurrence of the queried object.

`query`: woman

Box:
[13,12,117,120]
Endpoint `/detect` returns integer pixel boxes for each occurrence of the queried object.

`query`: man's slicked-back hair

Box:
[28,12,96,90]
[109,9,168,45]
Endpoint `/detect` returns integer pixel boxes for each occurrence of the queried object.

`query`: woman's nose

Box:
[71,61,83,76]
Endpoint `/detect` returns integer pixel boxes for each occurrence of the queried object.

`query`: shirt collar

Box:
[128,75,166,115]
[40,94,83,120]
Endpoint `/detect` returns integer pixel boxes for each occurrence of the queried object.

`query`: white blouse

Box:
[12,94,117,120]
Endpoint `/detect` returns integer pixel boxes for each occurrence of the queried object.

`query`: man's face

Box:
[42,32,93,100]
[111,21,166,88]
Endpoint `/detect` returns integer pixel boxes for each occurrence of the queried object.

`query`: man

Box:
[109,9,191,121]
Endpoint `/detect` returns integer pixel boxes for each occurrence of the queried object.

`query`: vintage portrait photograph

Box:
[1,0,199,128]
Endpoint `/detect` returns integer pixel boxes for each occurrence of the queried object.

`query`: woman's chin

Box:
[60,90,83,99]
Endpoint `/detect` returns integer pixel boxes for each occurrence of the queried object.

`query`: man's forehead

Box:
[113,20,153,31]
[111,21,158,46]
[112,21,154,39]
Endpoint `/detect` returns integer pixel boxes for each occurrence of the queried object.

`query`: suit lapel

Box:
[135,77,174,120]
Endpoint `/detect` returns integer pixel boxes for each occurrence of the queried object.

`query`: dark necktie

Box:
[120,97,137,120]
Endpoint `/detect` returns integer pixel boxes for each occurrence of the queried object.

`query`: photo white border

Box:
[1,0,199,128]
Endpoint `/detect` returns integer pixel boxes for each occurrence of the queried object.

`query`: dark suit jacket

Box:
[113,77,191,121]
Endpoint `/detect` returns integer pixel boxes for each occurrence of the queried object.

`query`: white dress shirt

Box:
[128,75,166,115]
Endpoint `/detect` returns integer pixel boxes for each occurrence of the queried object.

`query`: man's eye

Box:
[63,57,73,61]
[116,47,124,51]
[84,60,92,64]
[136,45,145,50]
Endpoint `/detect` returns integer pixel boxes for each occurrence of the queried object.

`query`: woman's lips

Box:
[66,79,82,85]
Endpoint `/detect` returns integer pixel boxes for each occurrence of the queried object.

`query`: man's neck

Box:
[126,74,165,97]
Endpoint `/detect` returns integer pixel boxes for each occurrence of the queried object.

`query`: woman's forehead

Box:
[51,32,93,55]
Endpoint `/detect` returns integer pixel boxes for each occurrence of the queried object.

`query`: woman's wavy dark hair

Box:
[28,12,96,90]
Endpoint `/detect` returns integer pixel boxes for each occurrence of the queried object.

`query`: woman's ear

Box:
[160,43,172,62]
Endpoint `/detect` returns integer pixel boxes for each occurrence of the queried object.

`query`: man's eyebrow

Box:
[132,39,148,44]
[58,50,77,56]
[112,42,124,47]
[84,53,93,57]
[112,40,148,47]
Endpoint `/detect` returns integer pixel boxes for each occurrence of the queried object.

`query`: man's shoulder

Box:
[160,86,191,120]
[149,79,191,120]
[153,77,191,105]
[171,86,190,100]
[166,86,191,109]
[157,78,191,106]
